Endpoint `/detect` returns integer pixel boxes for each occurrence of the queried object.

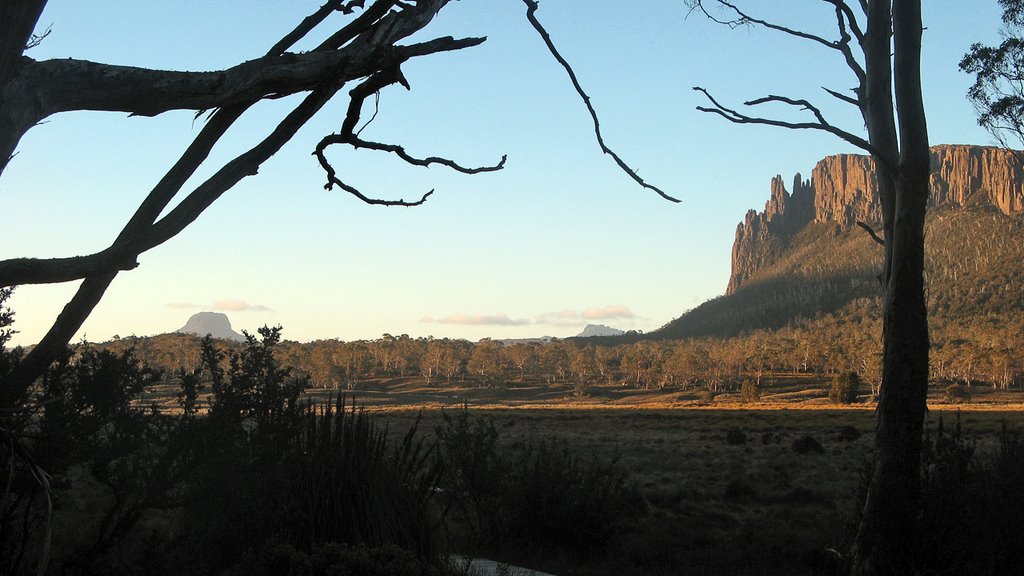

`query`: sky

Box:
[1,1,1007,346]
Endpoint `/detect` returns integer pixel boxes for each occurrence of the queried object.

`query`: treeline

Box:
[101,298,1024,395]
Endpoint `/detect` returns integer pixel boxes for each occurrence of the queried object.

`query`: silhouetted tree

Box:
[689,1,930,573]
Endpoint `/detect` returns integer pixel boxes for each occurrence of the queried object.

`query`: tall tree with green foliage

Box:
[962,0,1024,149]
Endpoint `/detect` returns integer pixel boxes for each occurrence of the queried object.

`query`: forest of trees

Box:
[100,299,1024,398]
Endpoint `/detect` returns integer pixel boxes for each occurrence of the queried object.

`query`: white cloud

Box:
[534,310,583,327]
[581,305,635,320]
[168,300,271,312]
[421,312,531,326]
[213,300,272,312]
[534,305,636,326]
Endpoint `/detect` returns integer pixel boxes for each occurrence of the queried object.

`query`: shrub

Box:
[943,383,971,404]
[436,409,642,554]
[739,378,760,403]
[725,428,747,445]
[698,388,717,405]
[836,425,862,442]
[722,479,760,501]
[179,333,445,573]
[792,435,825,454]
[829,371,860,404]
[848,414,1024,575]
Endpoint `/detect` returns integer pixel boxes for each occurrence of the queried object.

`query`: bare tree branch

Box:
[8,0,478,394]
[824,86,861,107]
[693,86,886,163]
[0,8,482,289]
[313,38,504,206]
[823,0,865,43]
[522,0,680,203]
[857,220,885,246]
[24,25,50,50]
[688,0,865,85]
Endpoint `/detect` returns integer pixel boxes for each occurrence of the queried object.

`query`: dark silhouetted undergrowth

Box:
[435,408,643,556]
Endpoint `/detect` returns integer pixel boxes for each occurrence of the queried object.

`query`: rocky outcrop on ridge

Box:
[176,312,244,341]
[576,324,625,338]
[728,145,1024,294]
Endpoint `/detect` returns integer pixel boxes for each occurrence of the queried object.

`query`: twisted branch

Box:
[692,86,892,169]
[313,38,504,207]
[523,0,679,203]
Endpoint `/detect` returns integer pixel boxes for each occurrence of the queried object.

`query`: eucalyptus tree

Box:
[688,1,930,573]
[961,0,1024,149]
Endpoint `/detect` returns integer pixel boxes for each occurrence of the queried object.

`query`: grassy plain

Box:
[375,407,1024,575]
[135,376,1024,574]
[343,377,1024,576]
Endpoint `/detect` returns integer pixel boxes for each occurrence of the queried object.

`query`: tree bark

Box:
[851,1,931,574]
[0,0,47,172]
[0,1,46,88]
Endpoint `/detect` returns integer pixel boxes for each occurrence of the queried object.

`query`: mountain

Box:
[176,312,245,342]
[656,144,1024,339]
[576,324,625,338]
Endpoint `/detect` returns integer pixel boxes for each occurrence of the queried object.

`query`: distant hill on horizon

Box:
[576,324,625,338]
[176,311,245,342]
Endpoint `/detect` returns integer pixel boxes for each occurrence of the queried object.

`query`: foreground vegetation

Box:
[3,306,1024,575]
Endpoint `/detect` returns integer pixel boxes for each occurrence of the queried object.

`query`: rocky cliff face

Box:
[728,144,1024,294]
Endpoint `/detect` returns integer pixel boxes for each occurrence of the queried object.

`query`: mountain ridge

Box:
[657,144,1024,340]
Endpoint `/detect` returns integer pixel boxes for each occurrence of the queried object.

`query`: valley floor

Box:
[374,407,1024,576]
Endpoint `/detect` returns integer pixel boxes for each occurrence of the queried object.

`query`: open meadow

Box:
[365,398,1024,575]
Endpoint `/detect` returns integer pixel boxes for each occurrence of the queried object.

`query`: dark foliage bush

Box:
[436,409,642,555]
[836,425,861,442]
[847,414,1024,575]
[943,383,971,404]
[828,371,859,404]
[792,435,825,455]
[722,479,760,501]
[913,414,1024,575]
[3,323,189,576]
[1,312,448,576]
[725,428,747,445]
[739,378,760,403]
[177,331,446,573]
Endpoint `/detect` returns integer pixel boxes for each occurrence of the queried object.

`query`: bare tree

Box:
[0,1,672,399]
[688,1,930,573]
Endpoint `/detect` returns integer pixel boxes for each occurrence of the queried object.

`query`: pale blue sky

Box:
[3,1,1004,345]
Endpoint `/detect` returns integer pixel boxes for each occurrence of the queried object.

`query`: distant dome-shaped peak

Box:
[176,311,244,341]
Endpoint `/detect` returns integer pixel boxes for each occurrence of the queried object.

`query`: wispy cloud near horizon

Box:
[534,310,585,328]
[581,304,635,320]
[534,305,636,327]
[420,313,531,326]
[213,300,272,312]
[166,300,273,312]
